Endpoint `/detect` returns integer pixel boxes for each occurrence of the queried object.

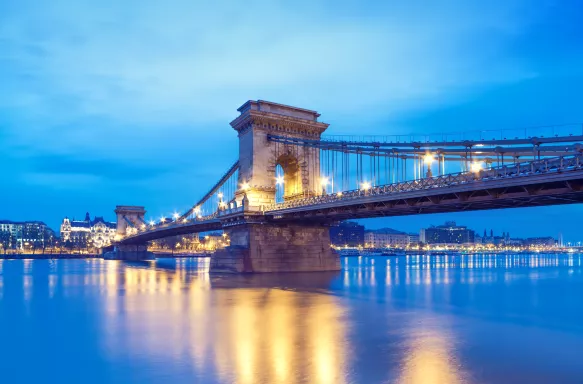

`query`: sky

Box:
[1,0,583,240]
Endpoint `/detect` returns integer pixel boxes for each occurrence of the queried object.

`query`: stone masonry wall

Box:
[210,223,340,273]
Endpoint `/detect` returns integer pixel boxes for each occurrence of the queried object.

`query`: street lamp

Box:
[470,162,483,173]
[424,153,434,178]
[423,153,434,165]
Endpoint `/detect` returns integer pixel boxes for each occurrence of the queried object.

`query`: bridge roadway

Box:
[120,154,583,246]
[266,165,583,221]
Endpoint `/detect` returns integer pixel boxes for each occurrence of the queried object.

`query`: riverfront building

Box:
[524,237,556,247]
[330,221,365,247]
[420,221,475,244]
[0,220,56,250]
[364,228,411,248]
[60,213,116,248]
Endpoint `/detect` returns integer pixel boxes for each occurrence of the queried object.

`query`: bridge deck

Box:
[119,155,583,244]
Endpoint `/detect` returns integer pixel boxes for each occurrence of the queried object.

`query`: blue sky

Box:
[1,0,583,240]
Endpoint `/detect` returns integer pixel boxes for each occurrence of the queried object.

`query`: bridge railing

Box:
[134,205,245,236]
[265,154,583,211]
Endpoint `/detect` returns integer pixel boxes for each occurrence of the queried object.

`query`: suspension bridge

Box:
[111,100,583,273]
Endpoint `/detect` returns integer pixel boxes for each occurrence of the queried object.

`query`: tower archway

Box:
[275,153,302,202]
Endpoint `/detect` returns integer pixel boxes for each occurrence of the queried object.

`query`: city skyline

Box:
[2,1,583,238]
[0,213,570,243]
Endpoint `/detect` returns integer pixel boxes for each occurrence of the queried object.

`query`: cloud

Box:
[27,154,171,181]
[0,0,538,133]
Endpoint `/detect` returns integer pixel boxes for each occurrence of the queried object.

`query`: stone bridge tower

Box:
[231,100,329,211]
[114,206,146,240]
[209,101,340,273]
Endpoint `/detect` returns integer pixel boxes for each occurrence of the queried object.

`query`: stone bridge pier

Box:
[210,222,340,273]
[109,244,154,261]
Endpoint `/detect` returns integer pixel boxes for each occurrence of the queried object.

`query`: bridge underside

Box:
[119,220,222,245]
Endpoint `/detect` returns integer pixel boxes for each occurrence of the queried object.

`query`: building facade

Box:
[407,233,420,245]
[60,213,116,248]
[524,237,556,247]
[0,220,55,250]
[421,221,475,244]
[364,228,410,248]
[330,221,365,247]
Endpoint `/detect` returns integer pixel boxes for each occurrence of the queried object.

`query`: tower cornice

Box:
[230,100,329,139]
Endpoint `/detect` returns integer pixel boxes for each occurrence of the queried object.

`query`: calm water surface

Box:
[1,254,582,384]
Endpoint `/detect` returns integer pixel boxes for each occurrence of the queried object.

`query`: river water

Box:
[0,254,582,384]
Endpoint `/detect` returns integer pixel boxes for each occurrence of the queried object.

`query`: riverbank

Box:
[0,253,100,260]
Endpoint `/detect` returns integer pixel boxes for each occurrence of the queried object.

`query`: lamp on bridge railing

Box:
[149,220,155,227]
[424,153,435,178]
[470,162,483,173]
[173,213,179,220]
[361,181,372,191]
[320,177,329,194]
[217,192,224,199]
[160,217,166,223]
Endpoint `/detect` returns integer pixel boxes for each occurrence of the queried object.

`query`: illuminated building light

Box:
[276,176,284,185]
[320,177,329,186]
[241,182,250,191]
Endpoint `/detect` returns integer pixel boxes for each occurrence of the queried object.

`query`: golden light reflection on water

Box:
[399,327,467,384]
[98,262,348,384]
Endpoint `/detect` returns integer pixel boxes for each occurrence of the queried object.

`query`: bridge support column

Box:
[210,223,340,273]
[105,244,155,261]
